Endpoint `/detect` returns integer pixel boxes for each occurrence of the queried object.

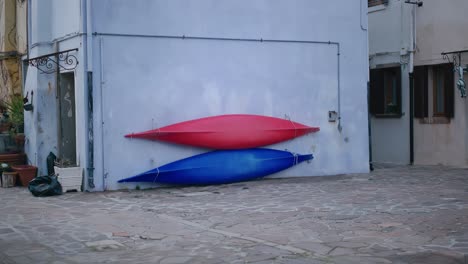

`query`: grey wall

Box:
[91,0,370,190]
[368,0,412,165]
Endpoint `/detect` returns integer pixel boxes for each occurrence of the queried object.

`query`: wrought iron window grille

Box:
[28,48,79,74]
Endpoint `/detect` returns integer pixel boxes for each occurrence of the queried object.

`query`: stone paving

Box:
[0,165,467,263]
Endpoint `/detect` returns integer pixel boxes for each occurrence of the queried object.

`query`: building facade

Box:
[0,0,27,153]
[25,0,370,191]
[369,0,468,167]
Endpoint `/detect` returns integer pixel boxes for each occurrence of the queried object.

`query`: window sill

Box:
[373,113,404,118]
[418,117,451,124]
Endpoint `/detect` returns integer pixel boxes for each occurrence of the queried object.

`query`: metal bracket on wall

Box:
[28,48,79,74]
[442,49,468,68]
[442,50,468,98]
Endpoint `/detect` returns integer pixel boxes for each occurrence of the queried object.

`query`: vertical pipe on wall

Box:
[99,36,106,190]
[409,72,414,164]
[337,44,342,132]
[87,71,95,188]
[55,43,62,160]
[82,0,94,189]
[409,4,416,165]
[367,81,373,170]
[86,0,93,71]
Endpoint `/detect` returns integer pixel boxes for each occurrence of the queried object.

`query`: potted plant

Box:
[5,94,25,148]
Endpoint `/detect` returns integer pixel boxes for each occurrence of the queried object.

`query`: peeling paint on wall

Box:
[0,58,21,100]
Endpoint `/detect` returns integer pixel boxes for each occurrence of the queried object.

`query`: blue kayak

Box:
[118,148,313,185]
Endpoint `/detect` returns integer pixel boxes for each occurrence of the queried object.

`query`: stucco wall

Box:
[0,0,16,52]
[91,0,370,190]
[370,66,411,165]
[25,0,86,176]
[413,70,468,166]
[30,0,80,45]
[368,0,412,57]
[0,0,22,100]
[413,1,468,166]
[368,0,412,165]
[23,46,58,173]
[414,0,468,66]
[15,0,27,54]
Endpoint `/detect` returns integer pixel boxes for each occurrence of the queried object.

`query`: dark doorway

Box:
[58,72,77,166]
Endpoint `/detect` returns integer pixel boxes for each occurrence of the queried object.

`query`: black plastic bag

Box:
[28,175,63,197]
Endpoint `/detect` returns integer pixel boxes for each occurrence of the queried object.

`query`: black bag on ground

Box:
[28,175,63,197]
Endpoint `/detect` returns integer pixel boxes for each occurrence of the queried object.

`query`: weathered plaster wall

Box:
[25,0,86,175]
[0,0,22,101]
[414,0,468,66]
[15,0,27,54]
[0,58,21,99]
[0,0,17,52]
[413,1,468,166]
[368,0,412,165]
[23,46,58,171]
[413,69,468,166]
[91,0,370,190]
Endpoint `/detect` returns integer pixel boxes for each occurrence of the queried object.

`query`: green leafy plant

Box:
[0,163,13,172]
[5,94,24,134]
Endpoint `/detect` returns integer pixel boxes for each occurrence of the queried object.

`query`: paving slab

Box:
[0,165,467,263]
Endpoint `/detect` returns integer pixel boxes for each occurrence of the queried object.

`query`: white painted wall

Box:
[413,1,468,166]
[50,0,80,40]
[25,0,87,177]
[90,0,370,190]
[368,0,413,165]
[24,45,59,174]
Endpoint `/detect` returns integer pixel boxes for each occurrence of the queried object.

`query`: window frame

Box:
[370,66,403,118]
[413,63,454,121]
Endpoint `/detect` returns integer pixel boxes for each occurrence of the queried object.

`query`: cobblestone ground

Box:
[0,166,467,263]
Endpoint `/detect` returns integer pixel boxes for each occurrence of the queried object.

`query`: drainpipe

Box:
[409,72,414,164]
[368,81,373,171]
[83,0,95,189]
[99,36,106,191]
[409,4,416,165]
[360,0,372,170]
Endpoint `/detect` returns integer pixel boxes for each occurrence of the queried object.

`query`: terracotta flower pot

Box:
[12,165,37,187]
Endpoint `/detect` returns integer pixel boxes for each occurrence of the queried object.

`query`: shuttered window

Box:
[414,66,428,118]
[370,67,402,117]
[413,63,454,119]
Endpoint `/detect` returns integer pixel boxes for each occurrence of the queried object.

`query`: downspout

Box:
[83,0,95,188]
[55,43,62,160]
[409,4,416,165]
[361,0,372,170]
[99,36,106,191]
[409,72,414,164]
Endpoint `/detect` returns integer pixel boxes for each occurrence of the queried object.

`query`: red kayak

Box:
[125,114,319,149]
